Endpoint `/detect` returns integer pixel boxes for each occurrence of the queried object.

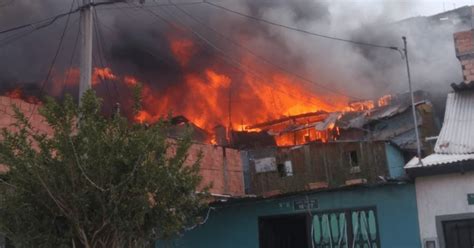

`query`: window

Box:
[424,239,437,248]
[347,150,361,174]
[259,215,309,248]
[277,161,293,177]
[312,208,380,248]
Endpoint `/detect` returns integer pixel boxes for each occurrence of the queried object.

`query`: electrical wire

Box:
[171,2,362,100]
[203,0,400,51]
[62,19,81,93]
[96,0,204,10]
[0,1,122,36]
[28,0,76,121]
[92,8,120,108]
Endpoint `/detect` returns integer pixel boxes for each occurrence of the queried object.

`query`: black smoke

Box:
[0,0,470,117]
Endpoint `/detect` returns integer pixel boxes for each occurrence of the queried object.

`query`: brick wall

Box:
[0,97,51,173]
[0,96,244,195]
[454,29,474,82]
[186,143,244,196]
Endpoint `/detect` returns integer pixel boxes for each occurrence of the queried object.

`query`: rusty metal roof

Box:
[435,92,474,154]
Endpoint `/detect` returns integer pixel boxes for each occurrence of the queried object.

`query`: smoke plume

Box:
[0,0,470,119]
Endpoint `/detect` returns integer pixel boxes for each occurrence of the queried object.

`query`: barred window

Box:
[312,208,380,248]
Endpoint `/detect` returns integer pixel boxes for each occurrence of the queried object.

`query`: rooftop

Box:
[405,91,474,169]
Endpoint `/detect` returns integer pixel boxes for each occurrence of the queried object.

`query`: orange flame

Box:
[124,76,139,87]
[5,88,22,99]
[169,36,196,66]
[43,33,362,146]
[92,67,117,85]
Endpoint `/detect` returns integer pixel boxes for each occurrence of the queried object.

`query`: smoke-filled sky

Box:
[333,0,473,19]
[0,0,472,116]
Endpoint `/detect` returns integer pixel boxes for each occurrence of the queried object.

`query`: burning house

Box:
[4,1,474,247]
[154,88,437,248]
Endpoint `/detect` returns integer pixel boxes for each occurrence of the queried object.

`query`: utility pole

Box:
[79,0,94,104]
[402,37,423,164]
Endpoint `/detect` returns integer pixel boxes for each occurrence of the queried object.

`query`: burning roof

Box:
[231,90,439,152]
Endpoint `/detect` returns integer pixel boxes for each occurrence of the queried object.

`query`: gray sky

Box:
[398,0,473,17]
[328,0,473,21]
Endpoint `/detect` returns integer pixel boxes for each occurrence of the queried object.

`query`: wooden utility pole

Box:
[79,0,94,104]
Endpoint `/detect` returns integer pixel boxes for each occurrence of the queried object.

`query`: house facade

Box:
[164,141,422,248]
[404,28,474,248]
[405,89,474,248]
[166,183,420,248]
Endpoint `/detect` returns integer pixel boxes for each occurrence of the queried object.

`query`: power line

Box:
[171,2,362,100]
[96,0,204,10]
[62,20,81,93]
[203,0,400,51]
[28,0,76,121]
[92,8,124,109]
[0,1,121,36]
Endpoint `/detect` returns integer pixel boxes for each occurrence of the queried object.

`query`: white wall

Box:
[415,171,474,244]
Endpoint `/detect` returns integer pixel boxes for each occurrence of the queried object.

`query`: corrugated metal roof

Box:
[405,91,474,169]
[435,92,474,154]
[405,154,474,168]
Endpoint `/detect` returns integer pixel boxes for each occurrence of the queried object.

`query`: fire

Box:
[92,67,117,85]
[378,94,392,107]
[13,31,360,147]
[169,36,196,66]
[134,110,152,123]
[5,88,22,99]
[124,76,139,87]
[4,88,40,104]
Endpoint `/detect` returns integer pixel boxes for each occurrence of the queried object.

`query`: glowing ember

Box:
[124,76,139,87]
[92,67,117,85]
[5,88,22,99]
[378,94,392,107]
[134,110,152,123]
[169,36,196,66]
[4,88,40,104]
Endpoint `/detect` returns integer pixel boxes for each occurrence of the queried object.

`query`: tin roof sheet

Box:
[405,153,474,168]
[434,92,474,154]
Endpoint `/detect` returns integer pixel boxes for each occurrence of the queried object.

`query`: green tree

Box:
[0,90,208,248]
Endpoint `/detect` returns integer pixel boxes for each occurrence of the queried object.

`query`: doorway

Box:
[443,218,474,248]
[259,214,310,248]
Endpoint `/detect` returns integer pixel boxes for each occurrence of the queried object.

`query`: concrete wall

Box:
[162,184,421,248]
[415,171,474,245]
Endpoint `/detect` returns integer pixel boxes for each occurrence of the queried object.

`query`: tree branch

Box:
[68,136,106,192]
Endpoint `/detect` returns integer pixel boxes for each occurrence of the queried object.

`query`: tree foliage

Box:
[0,90,208,248]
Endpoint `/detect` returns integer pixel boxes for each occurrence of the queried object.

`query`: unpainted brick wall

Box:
[0,97,52,173]
[0,97,245,196]
[454,30,474,82]
[184,143,244,196]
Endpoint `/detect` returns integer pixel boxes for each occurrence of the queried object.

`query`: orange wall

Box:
[0,96,244,195]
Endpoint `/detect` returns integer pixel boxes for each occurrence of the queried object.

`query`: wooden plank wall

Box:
[247,141,390,195]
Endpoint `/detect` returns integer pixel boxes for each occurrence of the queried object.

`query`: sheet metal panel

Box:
[435,92,474,154]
